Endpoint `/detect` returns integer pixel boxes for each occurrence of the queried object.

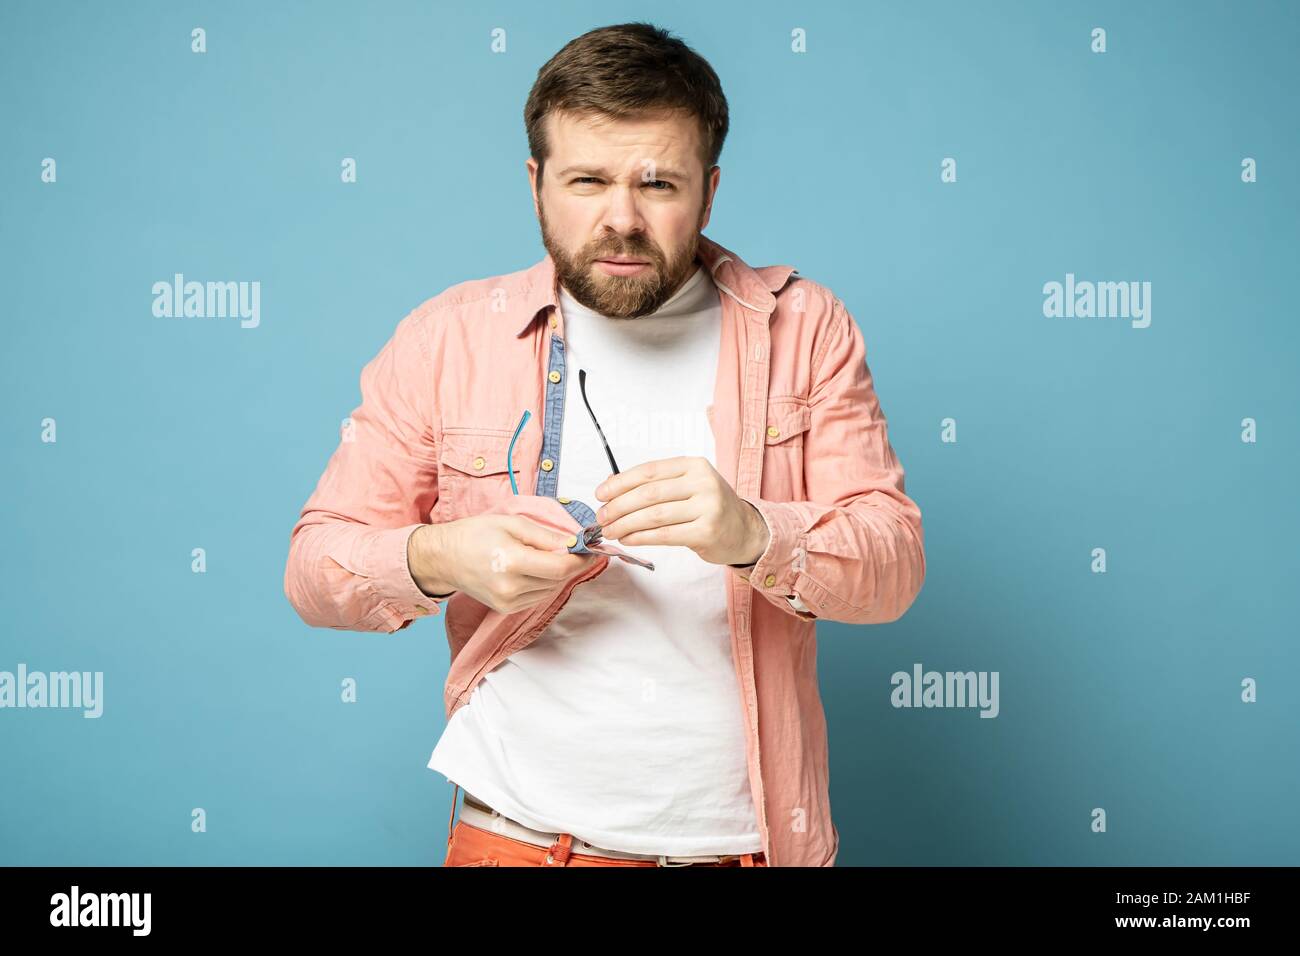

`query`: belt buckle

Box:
[657,855,697,867]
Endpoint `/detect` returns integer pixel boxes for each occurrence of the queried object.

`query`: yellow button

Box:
[565,534,578,548]
[548,370,562,384]
[472,456,485,470]
[763,574,777,587]
[548,314,558,329]
[558,496,571,504]
[541,458,554,471]
[766,425,780,438]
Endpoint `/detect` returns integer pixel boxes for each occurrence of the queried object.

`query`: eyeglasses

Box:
[504,369,619,493]
[503,369,616,550]
[578,368,620,477]
[506,408,531,496]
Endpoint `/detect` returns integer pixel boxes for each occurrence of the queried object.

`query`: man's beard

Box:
[539,200,704,319]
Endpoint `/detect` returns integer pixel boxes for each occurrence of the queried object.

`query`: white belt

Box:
[458,798,741,866]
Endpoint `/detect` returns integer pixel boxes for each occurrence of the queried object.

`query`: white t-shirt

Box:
[427,263,766,856]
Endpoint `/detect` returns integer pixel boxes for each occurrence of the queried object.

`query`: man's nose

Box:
[600,184,649,236]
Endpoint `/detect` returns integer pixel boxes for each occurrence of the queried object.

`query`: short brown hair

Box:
[524,22,729,186]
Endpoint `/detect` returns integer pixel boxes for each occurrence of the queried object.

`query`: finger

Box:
[505,515,578,553]
[602,497,696,542]
[503,580,565,608]
[615,518,697,548]
[593,456,692,504]
[598,474,693,527]
[480,578,561,614]
[507,545,600,583]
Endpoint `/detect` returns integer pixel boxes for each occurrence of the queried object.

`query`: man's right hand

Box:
[407,515,600,614]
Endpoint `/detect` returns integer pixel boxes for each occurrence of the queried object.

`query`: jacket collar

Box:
[514,233,796,337]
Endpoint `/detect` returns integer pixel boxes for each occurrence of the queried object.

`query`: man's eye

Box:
[572,178,673,190]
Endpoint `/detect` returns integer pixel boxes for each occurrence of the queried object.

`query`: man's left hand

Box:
[593,456,769,567]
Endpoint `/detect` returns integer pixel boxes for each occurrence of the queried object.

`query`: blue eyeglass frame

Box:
[506,406,606,550]
[506,408,531,497]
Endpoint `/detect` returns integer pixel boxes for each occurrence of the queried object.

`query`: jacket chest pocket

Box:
[763,398,811,451]
[437,431,522,520]
[760,397,811,501]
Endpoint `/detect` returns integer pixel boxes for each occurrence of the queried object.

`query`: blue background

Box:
[2,0,1296,865]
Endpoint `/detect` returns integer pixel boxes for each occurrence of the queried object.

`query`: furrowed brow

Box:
[557,165,691,182]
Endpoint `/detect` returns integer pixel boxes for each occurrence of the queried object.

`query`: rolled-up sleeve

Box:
[283,309,450,634]
[736,296,926,625]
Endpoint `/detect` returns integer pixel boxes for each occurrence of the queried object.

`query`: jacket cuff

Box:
[357,523,454,631]
[730,498,818,620]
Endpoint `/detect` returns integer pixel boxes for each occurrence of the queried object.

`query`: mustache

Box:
[589,244,660,262]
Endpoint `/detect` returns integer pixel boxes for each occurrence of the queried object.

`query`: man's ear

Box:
[700,165,721,230]
[526,158,541,219]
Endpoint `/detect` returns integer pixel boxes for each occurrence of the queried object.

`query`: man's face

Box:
[528,109,720,318]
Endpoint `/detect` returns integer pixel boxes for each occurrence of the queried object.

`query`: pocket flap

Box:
[764,399,811,444]
[439,433,521,477]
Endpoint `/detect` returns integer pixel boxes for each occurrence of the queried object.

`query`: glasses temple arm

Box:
[506,408,531,495]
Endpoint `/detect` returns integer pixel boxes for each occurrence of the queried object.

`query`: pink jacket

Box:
[283,233,926,866]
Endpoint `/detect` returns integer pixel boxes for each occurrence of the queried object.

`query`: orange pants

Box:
[443,785,767,867]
